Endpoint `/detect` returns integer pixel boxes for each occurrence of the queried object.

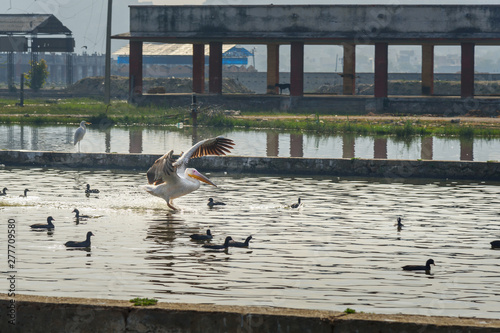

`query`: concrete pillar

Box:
[421,44,434,96]
[374,42,388,98]
[461,42,475,98]
[209,42,223,94]
[129,41,143,97]
[192,44,205,93]
[421,137,433,160]
[342,43,356,95]
[460,138,473,161]
[267,44,280,94]
[342,134,355,159]
[266,132,279,157]
[374,138,387,159]
[290,42,304,97]
[290,134,303,158]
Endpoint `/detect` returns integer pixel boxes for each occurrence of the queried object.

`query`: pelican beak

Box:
[86,122,92,125]
[190,170,217,187]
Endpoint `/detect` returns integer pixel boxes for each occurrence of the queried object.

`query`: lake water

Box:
[1,167,499,319]
[1,124,500,161]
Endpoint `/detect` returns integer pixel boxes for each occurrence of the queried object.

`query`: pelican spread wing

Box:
[143,136,234,210]
[147,136,234,185]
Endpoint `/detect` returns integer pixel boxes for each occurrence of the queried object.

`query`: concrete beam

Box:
[116,5,500,44]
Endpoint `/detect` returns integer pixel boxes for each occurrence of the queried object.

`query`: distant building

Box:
[113,43,256,77]
[0,14,74,86]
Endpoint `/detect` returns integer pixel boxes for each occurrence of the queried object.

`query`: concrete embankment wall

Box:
[1,294,500,333]
[1,150,500,181]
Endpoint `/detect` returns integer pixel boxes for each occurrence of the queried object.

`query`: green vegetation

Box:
[0,97,499,138]
[344,308,356,314]
[129,297,158,306]
[24,60,49,92]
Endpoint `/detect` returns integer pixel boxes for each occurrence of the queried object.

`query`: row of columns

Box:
[128,40,477,98]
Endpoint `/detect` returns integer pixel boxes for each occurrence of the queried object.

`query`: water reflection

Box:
[343,134,355,158]
[0,124,499,162]
[421,137,433,160]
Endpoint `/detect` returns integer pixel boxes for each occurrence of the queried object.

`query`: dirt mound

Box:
[66,76,254,98]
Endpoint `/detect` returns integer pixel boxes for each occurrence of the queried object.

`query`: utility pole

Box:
[104,0,112,105]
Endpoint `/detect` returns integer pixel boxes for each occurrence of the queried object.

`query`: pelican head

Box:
[187,168,216,187]
[80,121,91,127]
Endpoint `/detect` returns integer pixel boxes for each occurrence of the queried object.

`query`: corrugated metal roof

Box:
[0,14,71,35]
[113,43,238,56]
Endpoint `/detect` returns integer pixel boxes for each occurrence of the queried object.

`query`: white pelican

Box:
[142,136,234,210]
[74,121,91,152]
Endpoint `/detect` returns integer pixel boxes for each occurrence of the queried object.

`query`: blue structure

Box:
[116,45,252,66]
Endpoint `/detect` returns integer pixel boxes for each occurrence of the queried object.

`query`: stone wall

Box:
[1,294,500,333]
[1,150,499,181]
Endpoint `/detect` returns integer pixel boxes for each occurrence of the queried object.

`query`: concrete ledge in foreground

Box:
[1,294,500,333]
[1,150,500,180]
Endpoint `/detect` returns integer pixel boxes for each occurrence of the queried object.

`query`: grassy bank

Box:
[0,97,499,138]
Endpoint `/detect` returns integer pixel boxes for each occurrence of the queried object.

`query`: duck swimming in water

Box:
[395,217,404,231]
[72,208,90,219]
[85,184,100,194]
[30,216,55,229]
[19,188,29,197]
[65,231,94,248]
[202,236,232,250]
[190,229,213,241]
[228,235,252,248]
[0,187,7,196]
[207,198,226,208]
[490,240,500,249]
[290,198,301,208]
[402,259,435,272]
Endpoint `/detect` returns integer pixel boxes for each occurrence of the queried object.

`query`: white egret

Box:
[74,121,91,152]
[142,136,234,210]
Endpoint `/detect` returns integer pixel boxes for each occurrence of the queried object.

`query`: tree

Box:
[24,59,49,92]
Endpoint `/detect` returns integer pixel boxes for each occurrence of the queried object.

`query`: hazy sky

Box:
[2,0,499,69]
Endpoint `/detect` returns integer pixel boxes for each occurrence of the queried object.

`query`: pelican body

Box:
[142,136,234,210]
